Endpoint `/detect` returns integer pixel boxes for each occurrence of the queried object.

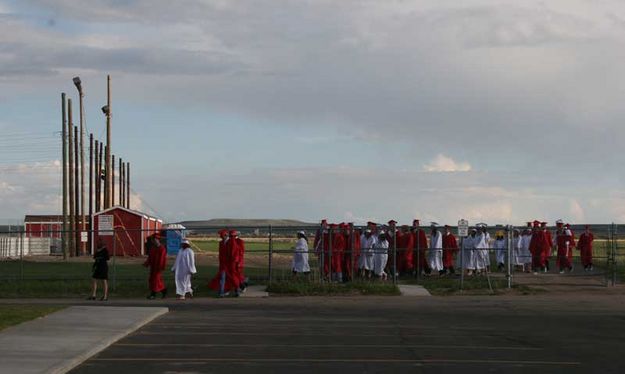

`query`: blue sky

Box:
[2,0,625,224]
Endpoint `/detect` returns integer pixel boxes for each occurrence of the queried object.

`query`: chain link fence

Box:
[0,223,622,297]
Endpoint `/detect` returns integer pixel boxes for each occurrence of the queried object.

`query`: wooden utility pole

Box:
[61,93,68,259]
[74,126,80,256]
[111,154,115,206]
[68,99,75,256]
[126,162,130,209]
[89,133,93,254]
[74,77,86,256]
[104,75,112,209]
[119,158,124,206]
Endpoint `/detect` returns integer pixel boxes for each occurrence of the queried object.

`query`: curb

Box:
[48,307,168,374]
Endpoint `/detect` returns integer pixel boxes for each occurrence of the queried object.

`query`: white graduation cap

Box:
[556,219,564,225]
[430,222,439,227]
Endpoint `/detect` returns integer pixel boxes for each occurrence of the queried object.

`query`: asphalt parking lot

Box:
[71,295,625,373]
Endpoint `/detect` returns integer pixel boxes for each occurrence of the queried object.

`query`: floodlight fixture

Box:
[101,105,109,115]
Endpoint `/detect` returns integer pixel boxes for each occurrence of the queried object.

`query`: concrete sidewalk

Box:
[0,306,168,374]
[398,284,431,296]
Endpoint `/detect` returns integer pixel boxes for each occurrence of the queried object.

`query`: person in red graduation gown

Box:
[412,219,430,275]
[529,221,550,273]
[144,232,167,299]
[331,224,346,282]
[541,222,553,271]
[232,231,248,292]
[556,227,575,273]
[209,230,242,297]
[578,225,594,271]
[442,225,459,274]
[342,223,361,281]
[396,225,414,275]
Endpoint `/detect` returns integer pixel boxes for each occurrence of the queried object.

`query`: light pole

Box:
[73,77,86,255]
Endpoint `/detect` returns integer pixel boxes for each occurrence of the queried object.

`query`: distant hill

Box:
[176,219,316,229]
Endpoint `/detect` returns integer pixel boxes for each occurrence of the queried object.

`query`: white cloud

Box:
[423,154,472,173]
[569,199,585,222]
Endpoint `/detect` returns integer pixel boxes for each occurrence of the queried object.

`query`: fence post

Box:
[506,225,512,289]
[392,229,397,285]
[460,237,464,292]
[319,224,324,284]
[350,223,355,283]
[612,223,617,287]
[268,225,273,285]
[112,228,117,292]
[328,226,334,282]
[20,230,24,285]
[416,227,420,283]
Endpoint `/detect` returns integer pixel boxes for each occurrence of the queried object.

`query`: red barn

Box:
[24,215,63,239]
[92,206,162,256]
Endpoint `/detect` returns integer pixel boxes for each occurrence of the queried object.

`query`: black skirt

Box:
[92,262,108,280]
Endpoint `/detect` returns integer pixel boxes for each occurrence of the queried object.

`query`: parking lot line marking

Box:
[136,331,506,338]
[115,343,540,351]
[91,358,581,366]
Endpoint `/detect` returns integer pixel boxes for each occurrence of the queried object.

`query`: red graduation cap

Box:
[413,219,420,226]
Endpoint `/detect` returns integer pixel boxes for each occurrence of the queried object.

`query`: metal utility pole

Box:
[99,143,104,211]
[119,158,124,206]
[126,162,130,208]
[111,154,115,206]
[73,77,86,255]
[74,125,80,256]
[61,93,68,259]
[68,99,75,256]
[89,133,93,254]
[103,75,112,209]
[94,140,100,212]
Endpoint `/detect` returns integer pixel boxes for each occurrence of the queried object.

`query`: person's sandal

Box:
[86,296,96,301]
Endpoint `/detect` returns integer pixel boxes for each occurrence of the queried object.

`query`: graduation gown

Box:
[359,234,376,270]
[144,244,167,292]
[556,233,574,269]
[529,230,549,268]
[292,238,310,273]
[342,232,361,278]
[397,231,415,273]
[428,231,443,272]
[413,229,429,272]
[373,239,389,276]
[578,232,594,267]
[209,237,241,292]
[442,232,458,269]
[172,248,196,296]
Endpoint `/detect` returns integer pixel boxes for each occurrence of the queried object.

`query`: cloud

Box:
[423,154,472,172]
[569,199,585,222]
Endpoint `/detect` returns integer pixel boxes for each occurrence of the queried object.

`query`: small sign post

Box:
[458,219,469,291]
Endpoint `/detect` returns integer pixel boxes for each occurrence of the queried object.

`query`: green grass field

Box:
[0,260,269,298]
[0,305,64,331]
[191,238,296,253]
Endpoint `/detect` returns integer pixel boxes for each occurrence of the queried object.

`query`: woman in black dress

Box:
[88,240,109,301]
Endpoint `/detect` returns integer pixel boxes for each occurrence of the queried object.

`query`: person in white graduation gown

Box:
[428,223,444,275]
[292,231,311,275]
[373,232,389,280]
[474,224,490,274]
[171,239,197,300]
[359,229,376,278]
[519,228,533,272]
[463,229,478,275]
[511,229,524,270]
[493,230,507,272]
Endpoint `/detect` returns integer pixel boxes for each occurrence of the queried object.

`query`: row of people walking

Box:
[296,219,596,281]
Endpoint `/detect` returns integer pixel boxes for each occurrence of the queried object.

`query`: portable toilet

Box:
[165,223,186,255]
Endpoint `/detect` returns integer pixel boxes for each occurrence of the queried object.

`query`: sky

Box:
[1,0,625,225]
